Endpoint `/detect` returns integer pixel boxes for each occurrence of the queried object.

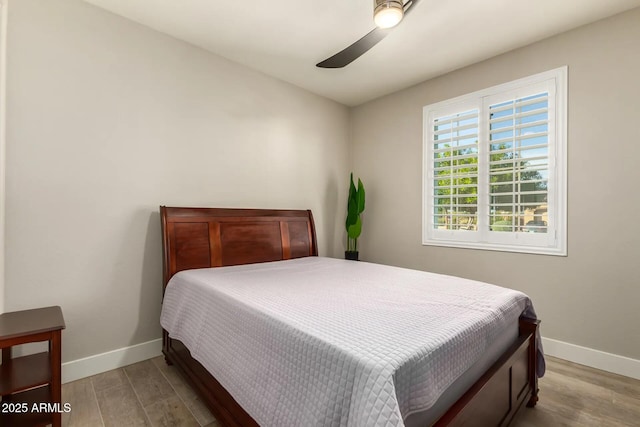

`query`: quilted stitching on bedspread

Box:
[161,257,536,427]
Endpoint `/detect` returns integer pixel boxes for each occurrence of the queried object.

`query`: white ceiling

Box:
[83,0,640,106]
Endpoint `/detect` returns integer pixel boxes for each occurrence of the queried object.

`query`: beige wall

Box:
[0,0,7,314]
[5,0,349,361]
[350,8,640,360]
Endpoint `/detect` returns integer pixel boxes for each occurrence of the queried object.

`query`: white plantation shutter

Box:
[432,109,479,232]
[423,68,567,255]
[487,92,550,233]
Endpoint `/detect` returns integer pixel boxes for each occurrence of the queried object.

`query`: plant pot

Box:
[345,251,359,261]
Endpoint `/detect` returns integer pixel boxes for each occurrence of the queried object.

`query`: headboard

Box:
[160,206,318,288]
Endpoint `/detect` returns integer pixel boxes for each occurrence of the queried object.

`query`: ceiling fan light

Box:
[374,0,404,29]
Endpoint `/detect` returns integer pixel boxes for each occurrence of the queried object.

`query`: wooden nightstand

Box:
[0,306,66,427]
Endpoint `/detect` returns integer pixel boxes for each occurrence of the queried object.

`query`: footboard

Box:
[434,318,539,426]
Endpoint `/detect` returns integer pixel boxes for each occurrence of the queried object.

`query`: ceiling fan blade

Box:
[316,0,422,69]
[316,27,390,69]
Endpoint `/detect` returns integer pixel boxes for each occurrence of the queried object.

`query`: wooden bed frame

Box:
[160,206,539,427]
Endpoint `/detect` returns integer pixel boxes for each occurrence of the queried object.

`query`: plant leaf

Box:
[346,173,358,229]
[347,217,362,239]
[348,173,356,197]
[346,198,358,229]
[357,178,365,214]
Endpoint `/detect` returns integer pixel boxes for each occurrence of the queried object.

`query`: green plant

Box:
[345,173,365,253]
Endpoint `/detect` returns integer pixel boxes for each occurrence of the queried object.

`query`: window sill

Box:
[422,239,567,256]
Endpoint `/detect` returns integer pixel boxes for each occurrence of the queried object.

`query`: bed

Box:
[159,206,541,426]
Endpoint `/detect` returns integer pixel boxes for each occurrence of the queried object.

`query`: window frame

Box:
[422,67,567,256]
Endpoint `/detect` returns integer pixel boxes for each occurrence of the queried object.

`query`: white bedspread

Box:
[161,257,540,427]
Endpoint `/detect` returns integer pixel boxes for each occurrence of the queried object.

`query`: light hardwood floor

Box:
[60,355,639,426]
[62,356,217,427]
[513,356,640,427]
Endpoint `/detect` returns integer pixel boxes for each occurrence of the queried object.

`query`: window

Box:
[423,67,567,255]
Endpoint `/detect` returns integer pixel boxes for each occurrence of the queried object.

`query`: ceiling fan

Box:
[316,0,422,69]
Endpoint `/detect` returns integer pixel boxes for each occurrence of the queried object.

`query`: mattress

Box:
[161,257,542,427]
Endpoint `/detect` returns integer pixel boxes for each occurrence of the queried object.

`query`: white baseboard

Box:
[542,337,640,380]
[62,338,162,384]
